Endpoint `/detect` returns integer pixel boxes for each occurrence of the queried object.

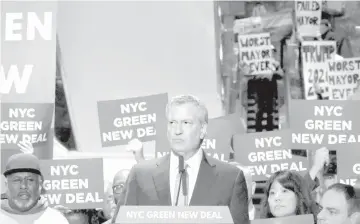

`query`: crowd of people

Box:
[1,2,360,224]
[1,95,359,224]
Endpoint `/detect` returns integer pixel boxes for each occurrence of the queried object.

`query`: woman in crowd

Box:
[260,170,316,219]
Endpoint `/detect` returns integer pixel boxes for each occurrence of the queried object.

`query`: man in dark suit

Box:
[113,94,249,224]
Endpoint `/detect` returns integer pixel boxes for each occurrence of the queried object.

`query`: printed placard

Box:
[97,93,168,148]
[0,103,53,149]
[156,113,245,162]
[238,33,274,75]
[233,130,309,181]
[301,41,336,99]
[40,158,105,209]
[116,206,234,224]
[1,1,57,172]
[295,0,322,37]
[0,3,56,99]
[290,100,360,150]
[337,148,360,187]
[328,58,360,100]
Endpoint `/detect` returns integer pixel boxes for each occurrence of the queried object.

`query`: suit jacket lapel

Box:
[152,154,172,205]
[190,153,218,205]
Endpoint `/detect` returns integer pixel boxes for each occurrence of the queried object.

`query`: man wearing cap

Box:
[0,153,69,224]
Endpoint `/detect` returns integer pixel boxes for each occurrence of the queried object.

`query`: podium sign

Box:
[251,214,314,224]
[115,206,234,224]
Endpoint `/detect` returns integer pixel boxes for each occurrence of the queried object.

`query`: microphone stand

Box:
[175,156,186,206]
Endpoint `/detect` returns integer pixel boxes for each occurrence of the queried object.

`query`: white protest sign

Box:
[328,58,360,100]
[301,41,336,99]
[295,0,322,37]
[238,32,274,75]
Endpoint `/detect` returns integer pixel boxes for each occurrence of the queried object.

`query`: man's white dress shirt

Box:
[169,149,203,205]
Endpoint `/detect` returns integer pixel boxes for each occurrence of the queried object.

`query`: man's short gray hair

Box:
[166,94,208,124]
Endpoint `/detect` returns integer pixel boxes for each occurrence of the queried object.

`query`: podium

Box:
[115,206,234,224]
[250,214,314,224]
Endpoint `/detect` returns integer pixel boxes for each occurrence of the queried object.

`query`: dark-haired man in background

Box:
[317,183,360,224]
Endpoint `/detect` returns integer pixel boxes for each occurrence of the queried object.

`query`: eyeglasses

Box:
[112,184,125,194]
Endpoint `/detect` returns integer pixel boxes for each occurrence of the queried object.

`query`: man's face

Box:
[167,103,206,155]
[6,172,41,212]
[318,189,349,224]
[113,176,127,205]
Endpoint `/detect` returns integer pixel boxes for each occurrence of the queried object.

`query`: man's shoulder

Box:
[42,207,69,223]
[132,156,164,172]
[325,30,346,41]
[208,157,242,177]
[0,210,18,224]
